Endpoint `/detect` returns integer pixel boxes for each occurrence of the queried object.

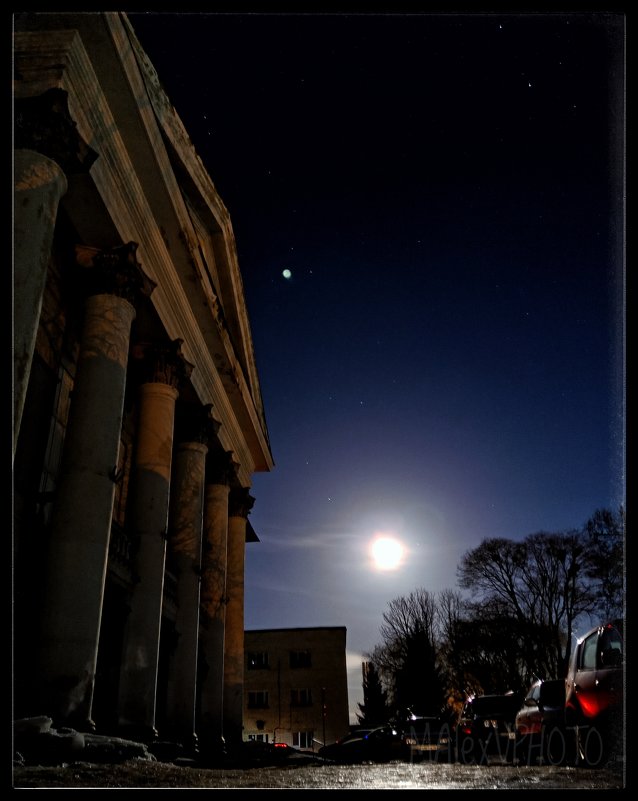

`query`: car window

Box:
[469,696,517,717]
[598,627,622,667]
[540,680,565,707]
[580,631,598,670]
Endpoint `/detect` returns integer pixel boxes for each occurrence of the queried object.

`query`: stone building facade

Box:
[12,12,273,760]
[243,628,350,750]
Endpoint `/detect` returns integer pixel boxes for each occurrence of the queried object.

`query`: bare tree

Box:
[371,589,446,719]
[457,529,597,680]
[583,506,624,621]
[437,589,473,713]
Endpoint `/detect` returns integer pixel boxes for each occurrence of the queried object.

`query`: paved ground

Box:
[12,758,626,790]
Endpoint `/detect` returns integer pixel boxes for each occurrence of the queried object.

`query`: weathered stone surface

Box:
[13,718,155,766]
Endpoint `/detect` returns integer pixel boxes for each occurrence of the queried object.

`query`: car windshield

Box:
[340,731,369,743]
[467,696,518,717]
[403,717,444,733]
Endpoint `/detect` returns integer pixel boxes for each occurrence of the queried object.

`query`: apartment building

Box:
[244,627,350,750]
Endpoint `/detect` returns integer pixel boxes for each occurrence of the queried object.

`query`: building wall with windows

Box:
[13,12,273,760]
[244,628,349,749]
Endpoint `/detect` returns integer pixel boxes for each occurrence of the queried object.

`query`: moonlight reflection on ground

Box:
[370,535,404,571]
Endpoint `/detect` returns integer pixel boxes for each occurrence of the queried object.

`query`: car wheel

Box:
[456,736,476,764]
[542,726,567,767]
[514,734,531,766]
[576,725,606,768]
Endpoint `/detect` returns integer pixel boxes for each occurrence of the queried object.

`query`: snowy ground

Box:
[12,758,626,790]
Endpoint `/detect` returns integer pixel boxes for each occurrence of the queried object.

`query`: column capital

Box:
[206,450,239,486]
[228,487,255,519]
[75,242,157,305]
[14,87,98,173]
[175,403,221,446]
[132,338,194,390]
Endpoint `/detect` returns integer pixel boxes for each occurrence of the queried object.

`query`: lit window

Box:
[293,731,314,749]
[247,651,270,670]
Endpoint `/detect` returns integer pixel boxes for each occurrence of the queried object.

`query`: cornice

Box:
[13,22,273,484]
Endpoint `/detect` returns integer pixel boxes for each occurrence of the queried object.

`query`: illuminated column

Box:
[13,88,97,461]
[36,243,154,729]
[13,151,67,460]
[198,452,237,763]
[117,340,193,740]
[223,488,254,748]
[164,406,218,752]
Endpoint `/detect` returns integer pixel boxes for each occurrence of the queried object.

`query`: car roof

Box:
[576,619,623,644]
[465,694,520,713]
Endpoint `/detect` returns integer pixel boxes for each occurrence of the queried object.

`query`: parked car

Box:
[454,693,521,764]
[318,725,403,764]
[514,678,566,765]
[240,740,325,766]
[565,619,624,766]
[399,715,454,762]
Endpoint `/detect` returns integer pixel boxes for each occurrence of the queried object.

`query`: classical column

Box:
[223,488,254,748]
[198,452,237,763]
[13,151,67,459]
[117,340,193,740]
[35,243,154,729]
[13,88,97,461]
[164,406,218,752]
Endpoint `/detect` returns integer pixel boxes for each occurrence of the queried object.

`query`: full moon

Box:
[370,536,404,571]
[282,269,292,279]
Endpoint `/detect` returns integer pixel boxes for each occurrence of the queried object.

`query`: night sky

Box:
[127,11,625,720]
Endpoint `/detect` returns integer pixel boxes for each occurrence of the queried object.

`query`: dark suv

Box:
[399,716,454,762]
[565,620,623,766]
[454,693,521,764]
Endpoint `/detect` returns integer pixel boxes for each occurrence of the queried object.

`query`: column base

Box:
[197,735,227,767]
[57,714,97,735]
[117,723,159,744]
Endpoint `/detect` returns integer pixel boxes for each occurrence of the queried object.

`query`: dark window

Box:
[247,691,269,708]
[247,733,269,742]
[291,688,313,706]
[598,627,622,667]
[290,650,311,669]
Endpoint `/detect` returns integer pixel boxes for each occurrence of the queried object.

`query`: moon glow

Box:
[370,536,404,571]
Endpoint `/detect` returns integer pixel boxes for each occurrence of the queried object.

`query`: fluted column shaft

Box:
[13,149,67,460]
[117,339,192,739]
[117,381,178,737]
[165,440,208,751]
[198,464,233,760]
[223,489,254,747]
[37,291,135,728]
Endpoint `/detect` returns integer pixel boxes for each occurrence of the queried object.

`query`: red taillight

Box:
[274,742,287,749]
[578,694,605,718]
